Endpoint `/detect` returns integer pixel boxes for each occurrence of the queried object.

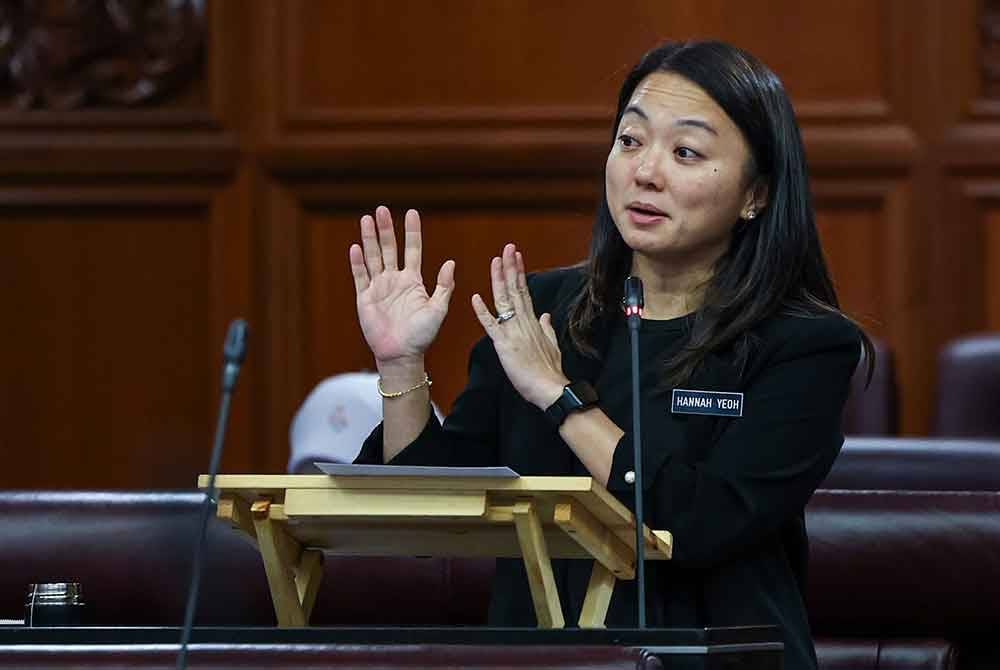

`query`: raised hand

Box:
[349,206,455,366]
[471,244,569,410]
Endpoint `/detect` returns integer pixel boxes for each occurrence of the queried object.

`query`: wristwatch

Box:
[545,381,599,427]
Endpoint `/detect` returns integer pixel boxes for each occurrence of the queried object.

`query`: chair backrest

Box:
[810,436,1000,663]
[842,336,897,435]
[806,488,1000,637]
[933,333,1000,438]
[0,491,275,626]
[0,491,493,627]
[823,436,1000,491]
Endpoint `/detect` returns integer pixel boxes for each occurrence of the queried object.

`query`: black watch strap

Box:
[545,381,599,427]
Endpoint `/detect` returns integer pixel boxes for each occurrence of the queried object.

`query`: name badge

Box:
[671,389,744,417]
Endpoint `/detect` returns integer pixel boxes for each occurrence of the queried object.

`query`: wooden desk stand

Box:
[201,474,672,629]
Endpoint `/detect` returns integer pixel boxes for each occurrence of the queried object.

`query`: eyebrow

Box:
[621,105,719,136]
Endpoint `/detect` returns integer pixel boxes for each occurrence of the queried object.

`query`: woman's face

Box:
[605,71,759,271]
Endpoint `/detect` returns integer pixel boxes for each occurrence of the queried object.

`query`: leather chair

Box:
[0,492,491,627]
[842,336,897,435]
[933,333,1000,438]
[811,436,1000,670]
[822,436,1000,491]
[0,491,275,626]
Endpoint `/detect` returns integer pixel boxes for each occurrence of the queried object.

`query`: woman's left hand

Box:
[472,243,569,410]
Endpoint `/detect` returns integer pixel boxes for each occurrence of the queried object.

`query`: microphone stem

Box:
[176,388,232,670]
[628,316,646,629]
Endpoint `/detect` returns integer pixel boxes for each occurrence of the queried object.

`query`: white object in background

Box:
[287,372,443,473]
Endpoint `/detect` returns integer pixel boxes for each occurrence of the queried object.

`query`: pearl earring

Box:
[746,209,756,220]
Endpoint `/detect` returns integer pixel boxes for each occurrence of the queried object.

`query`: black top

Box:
[356,266,861,670]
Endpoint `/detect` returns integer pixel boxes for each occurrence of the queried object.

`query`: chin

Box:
[617,225,680,256]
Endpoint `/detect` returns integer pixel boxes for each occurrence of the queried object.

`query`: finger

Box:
[471,293,500,340]
[540,313,559,348]
[515,250,536,314]
[403,209,422,273]
[349,244,370,293]
[430,259,456,310]
[375,205,398,271]
[360,215,383,275]
[490,256,511,313]
[502,243,525,314]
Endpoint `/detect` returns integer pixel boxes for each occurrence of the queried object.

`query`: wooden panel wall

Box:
[1,0,996,488]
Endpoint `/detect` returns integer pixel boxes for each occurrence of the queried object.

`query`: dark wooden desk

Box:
[0,626,782,669]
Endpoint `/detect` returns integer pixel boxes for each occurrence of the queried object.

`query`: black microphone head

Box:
[623,276,644,317]
[223,319,249,365]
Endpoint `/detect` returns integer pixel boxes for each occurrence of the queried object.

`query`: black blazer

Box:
[357,266,861,670]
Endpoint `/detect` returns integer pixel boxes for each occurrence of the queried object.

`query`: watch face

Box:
[548,381,598,426]
[565,381,598,406]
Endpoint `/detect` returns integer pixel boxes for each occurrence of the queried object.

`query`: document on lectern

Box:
[315,463,520,478]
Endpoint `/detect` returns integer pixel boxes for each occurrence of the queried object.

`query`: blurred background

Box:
[0,0,997,489]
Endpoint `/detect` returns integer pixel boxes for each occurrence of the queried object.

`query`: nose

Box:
[634,152,665,191]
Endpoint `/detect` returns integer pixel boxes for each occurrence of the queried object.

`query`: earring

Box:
[746,209,756,220]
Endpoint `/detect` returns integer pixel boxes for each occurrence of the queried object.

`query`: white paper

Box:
[315,463,519,478]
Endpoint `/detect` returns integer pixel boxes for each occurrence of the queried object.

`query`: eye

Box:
[617,133,640,149]
[675,146,701,160]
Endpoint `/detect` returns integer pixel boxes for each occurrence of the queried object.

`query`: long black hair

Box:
[567,40,874,384]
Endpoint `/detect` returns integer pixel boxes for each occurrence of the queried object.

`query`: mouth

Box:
[626,201,669,225]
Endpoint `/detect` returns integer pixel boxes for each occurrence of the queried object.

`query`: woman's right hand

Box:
[349,206,456,367]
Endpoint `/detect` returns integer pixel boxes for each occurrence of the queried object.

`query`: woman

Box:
[348,40,871,670]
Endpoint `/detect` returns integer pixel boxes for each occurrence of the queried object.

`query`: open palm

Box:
[349,207,455,364]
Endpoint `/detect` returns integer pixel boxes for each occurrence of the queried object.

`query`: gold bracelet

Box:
[377,372,432,398]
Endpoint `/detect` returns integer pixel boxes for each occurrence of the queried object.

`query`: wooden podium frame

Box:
[200,474,672,629]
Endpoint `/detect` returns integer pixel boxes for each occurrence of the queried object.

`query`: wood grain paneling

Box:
[259,0,909,176]
[813,179,932,434]
[816,199,891,336]
[0,180,253,489]
[282,0,891,124]
[937,180,1000,332]
[814,181,914,338]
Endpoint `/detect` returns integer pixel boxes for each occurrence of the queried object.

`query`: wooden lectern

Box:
[201,474,672,630]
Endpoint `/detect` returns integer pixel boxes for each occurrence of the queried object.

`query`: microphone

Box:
[221,319,249,392]
[622,276,647,628]
[624,276,644,322]
[175,319,249,670]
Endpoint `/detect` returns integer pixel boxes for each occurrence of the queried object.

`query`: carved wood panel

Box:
[0,0,205,110]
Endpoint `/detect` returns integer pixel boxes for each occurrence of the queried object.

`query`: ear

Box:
[741,178,769,221]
